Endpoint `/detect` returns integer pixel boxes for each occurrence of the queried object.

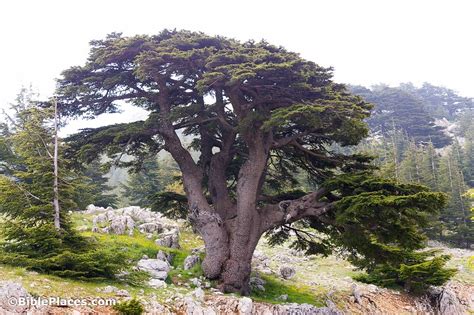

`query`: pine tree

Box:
[350,85,452,148]
[438,150,473,247]
[0,103,83,258]
[0,91,126,279]
[121,157,177,207]
[73,159,118,209]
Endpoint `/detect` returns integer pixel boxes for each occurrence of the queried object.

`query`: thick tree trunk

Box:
[197,210,262,295]
[219,228,261,295]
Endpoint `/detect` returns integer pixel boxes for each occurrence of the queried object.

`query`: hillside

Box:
[0,205,472,314]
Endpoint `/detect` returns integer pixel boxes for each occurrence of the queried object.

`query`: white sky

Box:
[1,0,473,134]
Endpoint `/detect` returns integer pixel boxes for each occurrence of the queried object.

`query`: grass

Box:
[0,215,205,302]
[251,274,326,306]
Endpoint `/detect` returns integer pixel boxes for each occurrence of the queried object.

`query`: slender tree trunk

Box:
[53,98,61,230]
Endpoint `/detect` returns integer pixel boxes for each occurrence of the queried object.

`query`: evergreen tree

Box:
[438,150,473,247]
[0,103,84,258]
[56,30,455,293]
[461,122,474,187]
[74,159,118,209]
[121,157,177,207]
[400,82,474,119]
[350,85,452,148]
[0,91,126,279]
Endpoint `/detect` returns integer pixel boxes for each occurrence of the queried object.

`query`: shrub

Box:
[113,298,144,315]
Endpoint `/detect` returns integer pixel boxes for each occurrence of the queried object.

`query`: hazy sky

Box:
[1,0,473,134]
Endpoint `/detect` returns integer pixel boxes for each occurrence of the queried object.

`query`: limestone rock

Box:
[238,297,253,315]
[184,255,201,270]
[148,279,167,289]
[0,281,36,314]
[137,259,170,280]
[279,266,296,279]
[138,222,163,234]
[156,229,180,249]
[193,287,205,301]
[437,287,464,315]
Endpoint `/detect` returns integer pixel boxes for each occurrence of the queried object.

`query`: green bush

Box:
[113,298,144,315]
[355,254,456,293]
[0,245,129,280]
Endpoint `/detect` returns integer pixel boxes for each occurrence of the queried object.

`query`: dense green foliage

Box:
[399,82,474,120]
[350,85,453,148]
[0,92,126,279]
[74,160,118,209]
[351,122,473,248]
[267,172,456,291]
[113,298,144,315]
[121,157,177,207]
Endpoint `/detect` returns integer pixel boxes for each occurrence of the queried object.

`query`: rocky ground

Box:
[0,205,473,314]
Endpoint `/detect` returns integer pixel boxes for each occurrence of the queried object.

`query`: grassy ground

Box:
[0,212,472,308]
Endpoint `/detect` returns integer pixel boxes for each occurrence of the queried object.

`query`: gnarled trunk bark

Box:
[196,209,263,295]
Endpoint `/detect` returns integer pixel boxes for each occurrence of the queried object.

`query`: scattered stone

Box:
[137,259,170,280]
[116,289,130,297]
[0,281,36,314]
[190,278,202,288]
[148,279,167,289]
[352,284,362,304]
[278,294,288,301]
[250,276,266,292]
[238,297,253,315]
[183,254,201,270]
[156,229,180,249]
[279,266,296,279]
[101,285,119,293]
[142,254,149,260]
[193,287,205,301]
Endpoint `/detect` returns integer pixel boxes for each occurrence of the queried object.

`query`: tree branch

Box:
[259,187,334,233]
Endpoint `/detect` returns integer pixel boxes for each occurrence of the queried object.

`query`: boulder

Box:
[183,255,200,270]
[437,287,464,315]
[137,259,170,280]
[156,250,173,264]
[193,287,205,301]
[156,229,180,249]
[279,266,296,279]
[85,204,106,214]
[92,213,108,226]
[148,279,167,289]
[250,276,266,292]
[139,222,163,234]
[285,303,342,315]
[0,281,36,314]
[101,285,118,293]
[109,215,135,235]
[238,297,253,315]
[116,289,130,297]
